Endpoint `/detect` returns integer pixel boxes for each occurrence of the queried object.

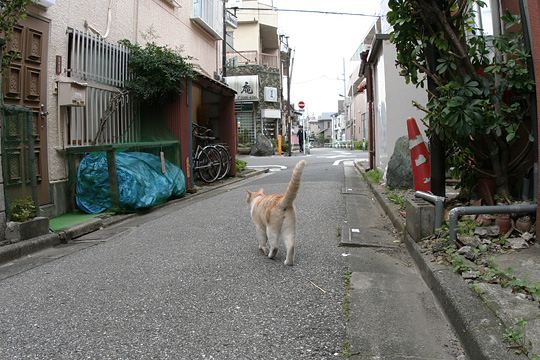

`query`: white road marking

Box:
[246,165,287,172]
[332,159,359,166]
[333,159,369,166]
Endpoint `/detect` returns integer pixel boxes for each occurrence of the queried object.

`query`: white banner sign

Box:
[264,87,278,102]
[261,109,281,119]
[225,75,259,101]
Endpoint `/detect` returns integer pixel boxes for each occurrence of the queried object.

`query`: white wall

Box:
[36,0,222,182]
[374,55,388,169]
[374,40,428,173]
[234,22,260,52]
[237,0,278,28]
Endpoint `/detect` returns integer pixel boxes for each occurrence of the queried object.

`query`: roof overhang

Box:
[194,69,236,96]
[367,34,390,64]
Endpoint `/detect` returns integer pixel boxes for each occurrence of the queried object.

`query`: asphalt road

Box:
[0,148,464,359]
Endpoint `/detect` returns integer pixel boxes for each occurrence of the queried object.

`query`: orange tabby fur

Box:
[246,160,306,266]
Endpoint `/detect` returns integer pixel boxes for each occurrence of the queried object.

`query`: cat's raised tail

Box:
[279,160,306,210]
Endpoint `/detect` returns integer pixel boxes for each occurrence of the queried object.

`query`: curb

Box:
[0,233,61,264]
[353,161,524,360]
[0,169,268,266]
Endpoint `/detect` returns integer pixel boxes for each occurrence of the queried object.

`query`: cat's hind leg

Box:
[256,226,269,255]
[266,228,279,259]
[282,218,296,266]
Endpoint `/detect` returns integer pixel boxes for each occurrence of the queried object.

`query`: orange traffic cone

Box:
[407,117,431,192]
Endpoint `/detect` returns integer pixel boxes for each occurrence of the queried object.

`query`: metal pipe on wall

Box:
[448,203,537,242]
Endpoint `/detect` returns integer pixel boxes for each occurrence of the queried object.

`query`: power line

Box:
[232,7,380,17]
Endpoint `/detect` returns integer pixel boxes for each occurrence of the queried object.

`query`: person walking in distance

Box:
[296,125,304,152]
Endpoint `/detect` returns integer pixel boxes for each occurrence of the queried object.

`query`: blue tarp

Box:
[76,152,186,214]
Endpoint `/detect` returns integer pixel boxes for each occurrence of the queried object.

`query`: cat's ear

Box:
[246,190,252,203]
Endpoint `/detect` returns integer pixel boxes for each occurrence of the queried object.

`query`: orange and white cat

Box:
[246,160,306,266]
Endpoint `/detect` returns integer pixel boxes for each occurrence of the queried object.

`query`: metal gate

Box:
[235,102,255,146]
[1,105,37,218]
[65,28,139,147]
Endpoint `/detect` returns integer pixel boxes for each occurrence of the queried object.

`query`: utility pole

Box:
[287,46,294,157]
[343,58,347,144]
[222,0,227,78]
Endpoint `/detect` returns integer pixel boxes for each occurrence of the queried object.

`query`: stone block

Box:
[405,197,435,242]
[5,217,50,243]
[386,136,413,189]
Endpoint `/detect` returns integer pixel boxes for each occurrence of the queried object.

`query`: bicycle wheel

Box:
[196,146,221,183]
[215,144,231,180]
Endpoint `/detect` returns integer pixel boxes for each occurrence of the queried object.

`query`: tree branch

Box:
[421,0,478,78]
[411,60,445,87]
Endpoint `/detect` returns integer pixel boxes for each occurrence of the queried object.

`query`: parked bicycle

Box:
[192,124,222,183]
[192,123,232,182]
[214,142,232,180]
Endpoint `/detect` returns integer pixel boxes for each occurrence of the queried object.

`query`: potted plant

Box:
[5,197,49,243]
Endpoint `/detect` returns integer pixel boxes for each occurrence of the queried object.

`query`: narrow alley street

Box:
[0,148,464,359]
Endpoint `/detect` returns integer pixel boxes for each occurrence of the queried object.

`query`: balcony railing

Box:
[226,51,279,68]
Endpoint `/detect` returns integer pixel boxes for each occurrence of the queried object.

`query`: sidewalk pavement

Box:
[354,161,539,360]
[0,168,268,266]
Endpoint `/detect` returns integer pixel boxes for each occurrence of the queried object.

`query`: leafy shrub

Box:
[10,197,37,222]
[236,159,247,173]
[120,40,196,104]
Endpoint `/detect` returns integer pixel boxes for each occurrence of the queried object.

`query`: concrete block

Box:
[405,196,435,242]
[5,217,50,243]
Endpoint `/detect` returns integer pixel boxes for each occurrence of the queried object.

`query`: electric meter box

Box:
[58,80,87,107]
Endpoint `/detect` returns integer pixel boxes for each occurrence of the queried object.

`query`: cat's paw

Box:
[284,259,294,266]
[259,246,269,255]
[268,248,278,259]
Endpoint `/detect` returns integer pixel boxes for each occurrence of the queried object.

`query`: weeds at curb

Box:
[341,270,353,358]
[503,319,538,357]
[386,189,406,210]
[341,338,351,359]
[365,169,383,184]
[342,271,352,321]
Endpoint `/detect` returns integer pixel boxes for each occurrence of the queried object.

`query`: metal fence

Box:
[226,51,279,68]
[67,28,129,87]
[65,28,139,147]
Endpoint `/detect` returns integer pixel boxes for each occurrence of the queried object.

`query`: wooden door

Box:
[2,14,50,206]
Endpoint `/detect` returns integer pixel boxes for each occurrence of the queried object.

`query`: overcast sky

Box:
[272,0,383,117]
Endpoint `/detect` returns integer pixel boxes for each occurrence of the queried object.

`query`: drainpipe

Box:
[367,63,375,169]
[415,191,445,229]
[188,79,193,189]
[85,0,113,39]
[448,203,537,242]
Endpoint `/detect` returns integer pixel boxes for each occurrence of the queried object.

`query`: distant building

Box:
[225,0,283,147]
[315,112,333,142]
